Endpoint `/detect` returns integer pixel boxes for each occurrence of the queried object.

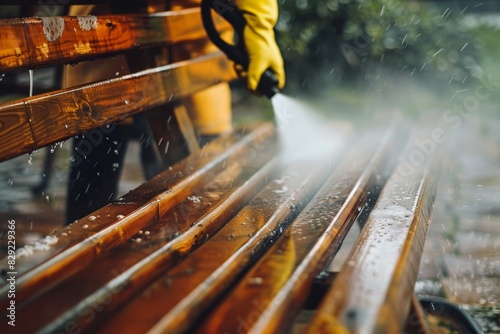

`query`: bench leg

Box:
[404,294,431,334]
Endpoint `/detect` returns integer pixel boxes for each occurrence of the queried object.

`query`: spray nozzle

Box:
[201,0,280,99]
[257,69,280,98]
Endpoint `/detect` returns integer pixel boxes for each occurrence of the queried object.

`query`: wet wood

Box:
[0,124,274,312]
[40,158,278,334]
[105,156,342,334]
[0,52,236,163]
[0,99,36,160]
[196,126,402,334]
[306,133,440,334]
[0,19,29,71]
[13,135,278,333]
[0,8,229,72]
[0,116,442,333]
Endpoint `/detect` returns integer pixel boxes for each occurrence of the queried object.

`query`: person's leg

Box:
[66,125,128,224]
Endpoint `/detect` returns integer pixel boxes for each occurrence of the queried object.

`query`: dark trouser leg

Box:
[65,125,128,224]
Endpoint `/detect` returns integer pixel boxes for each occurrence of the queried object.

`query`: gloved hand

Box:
[236,0,285,92]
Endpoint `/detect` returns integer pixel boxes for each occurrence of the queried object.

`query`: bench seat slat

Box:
[97,153,346,333]
[192,126,401,334]
[307,133,440,334]
[13,129,278,333]
[0,125,265,274]
[40,159,279,334]
[0,123,272,314]
[0,52,236,162]
[0,9,229,72]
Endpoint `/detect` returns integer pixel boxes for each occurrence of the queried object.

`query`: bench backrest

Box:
[0,2,235,162]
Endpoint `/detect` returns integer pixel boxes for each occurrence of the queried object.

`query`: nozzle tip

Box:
[257,69,280,99]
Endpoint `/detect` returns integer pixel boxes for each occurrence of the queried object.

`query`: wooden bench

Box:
[0,2,442,333]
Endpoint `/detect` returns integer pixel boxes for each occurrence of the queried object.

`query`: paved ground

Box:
[0,101,498,332]
[415,114,500,333]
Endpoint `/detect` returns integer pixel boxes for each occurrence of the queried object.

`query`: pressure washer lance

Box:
[201,0,280,98]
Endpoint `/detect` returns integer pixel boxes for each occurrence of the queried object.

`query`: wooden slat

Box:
[306,134,440,333]
[0,19,29,69]
[0,99,35,158]
[191,126,402,334]
[0,52,236,162]
[0,123,273,313]
[95,150,346,333]
[39,159,278,334]
[0,8,229,72]
[11,129,278,333]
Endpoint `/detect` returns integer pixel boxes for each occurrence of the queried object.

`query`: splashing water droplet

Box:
[248,277,263,285]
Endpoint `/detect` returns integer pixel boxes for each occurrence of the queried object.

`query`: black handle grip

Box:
[201,0,248,67]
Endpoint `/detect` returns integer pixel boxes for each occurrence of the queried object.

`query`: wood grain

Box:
[11,126,278,333]
[307,132,440,334]
[123,160,334,334]
[0,52,236,162]
[0,124,274,319]
[0,19,29,70]
[196,126,401,334]
[0,8,229,72]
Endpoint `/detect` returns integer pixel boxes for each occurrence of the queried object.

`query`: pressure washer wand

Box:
[201,0,280,98]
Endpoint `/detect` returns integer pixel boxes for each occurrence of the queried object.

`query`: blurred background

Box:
[0,1,499,332]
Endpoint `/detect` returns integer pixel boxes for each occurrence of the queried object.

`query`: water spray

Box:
[202,0,346,162]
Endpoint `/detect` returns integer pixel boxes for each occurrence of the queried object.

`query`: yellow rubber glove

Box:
[235,0,285,91]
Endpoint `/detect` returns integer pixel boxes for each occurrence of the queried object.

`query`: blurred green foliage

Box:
[276,0,480,94]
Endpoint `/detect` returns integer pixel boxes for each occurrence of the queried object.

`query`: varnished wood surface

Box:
[0,8,229,72]
[15,138,276,333]
[0,118,442,333]
[115,159,341,334]
[0,52,236,163]
[0,123,274,315]
[306,131,440,334]
[196,126,402,334]
[40,160,278,334]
